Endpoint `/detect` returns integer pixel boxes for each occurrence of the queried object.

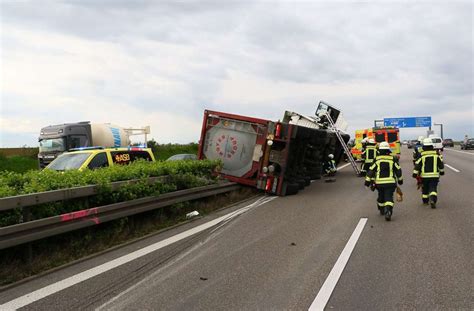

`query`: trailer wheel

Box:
[295,178,306,189]
[282,181,299,196]
[310,168,322,180]
[286,183,300,195]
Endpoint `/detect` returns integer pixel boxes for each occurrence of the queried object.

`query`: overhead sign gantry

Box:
[374,116,436,137]
[383,117,431,128]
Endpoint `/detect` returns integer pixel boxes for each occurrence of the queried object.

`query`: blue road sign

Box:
[383,117,431,128]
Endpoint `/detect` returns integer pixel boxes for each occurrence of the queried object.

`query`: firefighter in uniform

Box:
[360,138,377,176]
[323,154,337,183]
[365,142,403,221]
[358,137,368,176]
[323,154,337,176]
[413,136,425,164]
[413,138,444,208]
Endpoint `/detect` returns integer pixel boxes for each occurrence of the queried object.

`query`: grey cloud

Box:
[1,1,251,43]
[1,1,472,147]
[233,2,472,86]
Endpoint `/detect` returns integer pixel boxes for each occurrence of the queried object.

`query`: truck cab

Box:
[38,122,92,168]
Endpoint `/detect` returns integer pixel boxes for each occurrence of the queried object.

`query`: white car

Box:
[429,136,443,151]
[166,154,198,161]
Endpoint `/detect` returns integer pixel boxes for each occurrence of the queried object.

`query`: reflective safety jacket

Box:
[413,150,444,178]
[362,145,377,164]
[324,159,337,174]
[413,144,423,162]
[366,155,403,185]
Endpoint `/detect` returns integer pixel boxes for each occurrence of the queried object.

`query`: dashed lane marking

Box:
[308,218,368,311]
[0,196,277,310]
[445,164,460,173]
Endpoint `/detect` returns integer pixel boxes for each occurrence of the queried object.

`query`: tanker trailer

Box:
[197,110,350,196]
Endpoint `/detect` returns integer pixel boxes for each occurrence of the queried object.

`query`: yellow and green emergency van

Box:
[351,126,400,159]
[351,128,374,160]
[46,147,155,171]
[373,126,401,156]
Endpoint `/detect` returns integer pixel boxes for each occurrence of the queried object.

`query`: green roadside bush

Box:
[0,159,222,227]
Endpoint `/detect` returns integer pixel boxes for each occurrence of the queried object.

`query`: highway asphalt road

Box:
[0,146,472,310]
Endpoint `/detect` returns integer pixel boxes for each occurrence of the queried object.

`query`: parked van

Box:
[428,136,443,151]
[46,147,155,171]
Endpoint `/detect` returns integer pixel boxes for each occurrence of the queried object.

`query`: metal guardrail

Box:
[0,181,240,250]
[0,176,170,211]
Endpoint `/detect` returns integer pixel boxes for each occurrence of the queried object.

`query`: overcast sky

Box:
[0,0,472,147]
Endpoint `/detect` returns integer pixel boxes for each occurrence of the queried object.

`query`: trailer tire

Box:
[286,182,300,195]
[282,181,299,195]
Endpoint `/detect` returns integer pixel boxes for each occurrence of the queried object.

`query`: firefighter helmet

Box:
[328,154,334,159]
[378,141,391,150]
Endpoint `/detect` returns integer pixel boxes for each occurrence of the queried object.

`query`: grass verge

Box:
[0,155,38,174]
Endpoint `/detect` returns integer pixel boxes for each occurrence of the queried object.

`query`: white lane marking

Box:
[445,164,460,173]
[209,196,277,234]
[308,218,368,311]
[337,163,351,170]
[444,148,474,156]
[0,196,277,310]
[97,195,279,311]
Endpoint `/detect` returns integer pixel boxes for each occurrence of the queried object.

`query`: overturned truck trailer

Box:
[198,109,349,196]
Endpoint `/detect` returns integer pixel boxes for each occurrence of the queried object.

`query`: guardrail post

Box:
[22,207,33,266]
[22,206,31,223]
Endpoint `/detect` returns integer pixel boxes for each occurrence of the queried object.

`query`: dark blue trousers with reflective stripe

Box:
[422,178,439,203]
[376,184,396,209]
